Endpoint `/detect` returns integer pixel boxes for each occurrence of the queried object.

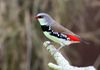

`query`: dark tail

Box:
[80,38,90,45]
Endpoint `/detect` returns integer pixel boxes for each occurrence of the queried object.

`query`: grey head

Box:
[35,13,55,26]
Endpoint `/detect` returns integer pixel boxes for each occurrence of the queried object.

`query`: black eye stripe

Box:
[38,16,43,18]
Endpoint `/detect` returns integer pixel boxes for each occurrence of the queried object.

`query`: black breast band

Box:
[41,25,52,32]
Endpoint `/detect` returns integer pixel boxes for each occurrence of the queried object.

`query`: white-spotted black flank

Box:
[41,25,68,40]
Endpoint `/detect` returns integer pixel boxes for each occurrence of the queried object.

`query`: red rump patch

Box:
[66,34,80,41]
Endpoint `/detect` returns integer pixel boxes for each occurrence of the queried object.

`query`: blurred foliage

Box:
[0,0,100,70]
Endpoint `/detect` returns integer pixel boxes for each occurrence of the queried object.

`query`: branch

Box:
[43,41,96,70]
[25,10,32,70]
[94,54,100,69]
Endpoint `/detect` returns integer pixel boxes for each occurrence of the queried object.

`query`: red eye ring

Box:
[35,16,43,19]
[38,16,43,18]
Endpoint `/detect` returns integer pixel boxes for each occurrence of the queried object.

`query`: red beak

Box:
[35,16,39,19]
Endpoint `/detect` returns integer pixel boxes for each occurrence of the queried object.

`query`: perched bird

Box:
[35,13,80,51]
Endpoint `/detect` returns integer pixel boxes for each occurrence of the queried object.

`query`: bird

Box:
[35,13,80,51]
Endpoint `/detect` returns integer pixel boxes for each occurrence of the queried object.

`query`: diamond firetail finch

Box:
[35,13,80,51]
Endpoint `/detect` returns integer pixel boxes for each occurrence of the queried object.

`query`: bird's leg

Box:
[53,43,65,55]
[57,45,65,52]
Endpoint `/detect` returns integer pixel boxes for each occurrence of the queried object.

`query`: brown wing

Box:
[51,21,76,35]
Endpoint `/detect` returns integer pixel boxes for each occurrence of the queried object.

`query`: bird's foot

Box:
[53,46,65,55]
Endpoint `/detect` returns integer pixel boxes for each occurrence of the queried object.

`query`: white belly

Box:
[43,32,71,45]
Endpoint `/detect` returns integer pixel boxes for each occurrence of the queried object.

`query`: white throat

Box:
[38,19,48,25]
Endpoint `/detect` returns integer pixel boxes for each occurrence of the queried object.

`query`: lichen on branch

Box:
[43,41,96,70]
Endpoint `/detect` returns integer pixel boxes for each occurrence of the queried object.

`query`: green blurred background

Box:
[0,0,100,70]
